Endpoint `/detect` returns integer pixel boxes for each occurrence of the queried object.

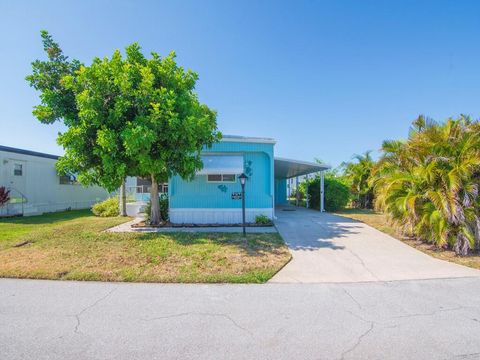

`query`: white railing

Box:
[0,187,27,217]
[124,185,167,203]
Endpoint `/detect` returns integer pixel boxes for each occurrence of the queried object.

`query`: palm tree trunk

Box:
[150,174,160,225]
[454,233,470,256]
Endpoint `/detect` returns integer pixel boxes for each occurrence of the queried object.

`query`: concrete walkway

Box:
[107,218,277,233]
[270,207,480,283]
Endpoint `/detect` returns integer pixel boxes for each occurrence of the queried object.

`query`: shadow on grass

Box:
[0,209,91,225]
[135,231,286,257]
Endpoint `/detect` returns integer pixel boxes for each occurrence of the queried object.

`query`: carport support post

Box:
[295,176,299,207]
[305,174,309,209]
[320,171,325,212]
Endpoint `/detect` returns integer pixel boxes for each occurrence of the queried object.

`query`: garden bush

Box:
[92,197,119,217]
[305,175,350,212]
[255,214,271,225]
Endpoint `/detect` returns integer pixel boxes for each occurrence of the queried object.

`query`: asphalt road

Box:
[1,277,480,360]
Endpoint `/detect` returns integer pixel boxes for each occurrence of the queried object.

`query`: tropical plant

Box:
[341,151,375,208]
[92,197,120,217]
[372,115,480,255]
[0,187,10,207]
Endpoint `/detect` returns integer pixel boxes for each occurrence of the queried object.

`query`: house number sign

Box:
[231,192,242,200]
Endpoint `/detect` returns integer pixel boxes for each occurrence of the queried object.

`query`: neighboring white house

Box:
[0,145,109,216]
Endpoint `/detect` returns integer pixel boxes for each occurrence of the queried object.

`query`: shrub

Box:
[305,175,350,212]
[145,194,169,222]
[255,214,271,225]
[92,197,119,217]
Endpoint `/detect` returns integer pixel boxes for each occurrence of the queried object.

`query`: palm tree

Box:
[372,115,480,255]
[342,151,375,208]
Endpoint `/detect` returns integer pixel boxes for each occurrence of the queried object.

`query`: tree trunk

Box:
[454,233,470,256]
[119,179,127,217]
[150,174,160,225]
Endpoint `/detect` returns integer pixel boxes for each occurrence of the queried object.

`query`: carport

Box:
[274,157,330,211]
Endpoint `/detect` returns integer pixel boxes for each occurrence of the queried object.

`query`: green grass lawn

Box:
[0,210,291,283]
[336,208,480,270]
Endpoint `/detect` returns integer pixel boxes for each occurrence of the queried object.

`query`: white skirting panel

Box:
[169,208,273,224]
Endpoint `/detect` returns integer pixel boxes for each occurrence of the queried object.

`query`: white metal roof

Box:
[221,135,276,144]
[274,157,330,179]
[0,145,59,160]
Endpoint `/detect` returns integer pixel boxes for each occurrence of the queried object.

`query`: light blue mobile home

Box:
[168,135,329,224]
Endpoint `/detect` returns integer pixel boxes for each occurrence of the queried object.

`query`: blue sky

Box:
[1,0,479,167]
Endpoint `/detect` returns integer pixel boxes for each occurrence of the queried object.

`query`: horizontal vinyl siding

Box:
[0,150,109,216]
[169,141,274,211]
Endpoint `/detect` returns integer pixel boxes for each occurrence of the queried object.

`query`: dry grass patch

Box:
[0,210,290,283]
[336,208,480,270]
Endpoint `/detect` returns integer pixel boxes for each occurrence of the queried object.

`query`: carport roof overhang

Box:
[274,157,330,179]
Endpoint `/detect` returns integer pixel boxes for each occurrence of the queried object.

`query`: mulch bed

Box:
[131,220,274,228]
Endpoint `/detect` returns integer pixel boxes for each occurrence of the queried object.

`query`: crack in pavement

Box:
[339,322,375,360]
[391,305,464,319]
[341,287,363,310]
[346,248,380,281]
[141,312,253,336]
[72,287,117,334]
[453,352,480,359]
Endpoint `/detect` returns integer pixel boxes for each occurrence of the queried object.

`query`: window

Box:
[14,164,23,176]
[197,155,243,175]
[207,174,236,182]
[222,174,236,182]
[59,174,78,185]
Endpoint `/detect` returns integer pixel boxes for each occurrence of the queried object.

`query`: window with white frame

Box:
[207,174,236,182]
[14,163,23,176]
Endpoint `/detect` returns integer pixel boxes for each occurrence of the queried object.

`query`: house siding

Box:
[0,149,109,216]
[168,140,274,224]
[275,178,288,205]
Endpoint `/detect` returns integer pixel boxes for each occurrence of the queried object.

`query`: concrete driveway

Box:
[270,207,480,283]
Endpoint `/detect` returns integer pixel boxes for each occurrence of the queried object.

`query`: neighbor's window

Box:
[14,164,23,176]
[207,174,236,182]
[59,174,78,185]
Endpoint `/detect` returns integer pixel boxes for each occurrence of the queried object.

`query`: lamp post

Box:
[239,173,248,238]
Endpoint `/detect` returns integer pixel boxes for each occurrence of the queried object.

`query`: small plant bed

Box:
[131,220,274,228]
[336,208,480,270]
[0,210,289,283]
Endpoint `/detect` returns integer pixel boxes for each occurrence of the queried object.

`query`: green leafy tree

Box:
[26,31,131,215]
[372,115,480,255]
[27,32,220,224]
[105,44,220,224]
